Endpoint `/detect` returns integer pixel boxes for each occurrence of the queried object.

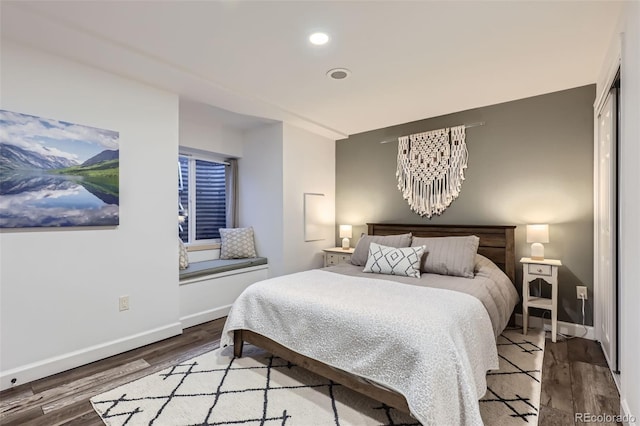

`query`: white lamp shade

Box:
[339,225,352,239]
[526,224,549,243]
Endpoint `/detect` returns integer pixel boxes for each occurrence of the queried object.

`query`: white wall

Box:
[0,41,181,389]
[282,123,336,273]
[596,2,640,422]
[238,123,336,277]
[179,99,244,158]
[238,123,285,276]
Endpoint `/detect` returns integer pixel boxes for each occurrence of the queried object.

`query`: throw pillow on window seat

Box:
[219,227,258,259]
[178,237,189,270]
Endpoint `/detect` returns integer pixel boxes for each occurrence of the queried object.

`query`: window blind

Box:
[194,159,226,240]
[179,156,226,243]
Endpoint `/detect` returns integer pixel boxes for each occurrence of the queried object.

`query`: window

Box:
[178,154,226,244]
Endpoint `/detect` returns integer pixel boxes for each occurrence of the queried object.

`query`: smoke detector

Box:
[326,68,351,80]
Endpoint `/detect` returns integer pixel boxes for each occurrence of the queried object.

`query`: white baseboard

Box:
[514,314,595,340]
[180,305,231,329]
[621,398,637,426]
[0,322,182,391]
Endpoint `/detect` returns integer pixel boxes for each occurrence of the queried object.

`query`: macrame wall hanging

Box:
[396,125,468,218]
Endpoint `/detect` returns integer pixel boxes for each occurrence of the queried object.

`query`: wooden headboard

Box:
[367,223,516,284]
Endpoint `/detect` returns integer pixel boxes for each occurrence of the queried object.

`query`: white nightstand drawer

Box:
[323,248,354,267]
[326,253,339,266]
[527,263,552,276]
[326,253,351,265]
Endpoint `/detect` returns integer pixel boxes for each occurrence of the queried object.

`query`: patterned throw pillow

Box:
[363,242,425,278]
[220,227,257,259]
[178,238,189,270]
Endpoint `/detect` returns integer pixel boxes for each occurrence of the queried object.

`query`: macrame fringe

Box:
[396,125,467,218]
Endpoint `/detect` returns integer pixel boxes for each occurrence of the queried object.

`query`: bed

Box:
[221,223,518,425]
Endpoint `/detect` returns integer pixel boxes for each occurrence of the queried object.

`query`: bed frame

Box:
[233,223,516,414]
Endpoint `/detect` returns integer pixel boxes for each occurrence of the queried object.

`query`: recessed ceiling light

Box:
[326,68,351,80]
[309,32,329,45]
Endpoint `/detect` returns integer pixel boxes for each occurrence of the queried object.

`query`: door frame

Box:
[593,60,621,375]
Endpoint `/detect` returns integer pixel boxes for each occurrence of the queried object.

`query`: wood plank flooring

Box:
[0,319,224,426]
[540,335,622,425]
[0,319,621,425]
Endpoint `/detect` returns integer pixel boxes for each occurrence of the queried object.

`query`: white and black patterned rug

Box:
[480,328,545,425]
[91,328,544,425]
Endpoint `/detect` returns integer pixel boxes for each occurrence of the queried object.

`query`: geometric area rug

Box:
[91,328,544,426]
[479,328,545,425]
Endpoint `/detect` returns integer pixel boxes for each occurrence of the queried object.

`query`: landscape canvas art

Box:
[0,110,119,228]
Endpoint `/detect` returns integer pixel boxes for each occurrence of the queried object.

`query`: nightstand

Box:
[323,247,355,267]
[521,257,562,342]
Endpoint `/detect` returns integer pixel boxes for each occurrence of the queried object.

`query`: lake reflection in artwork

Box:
[1,172,118,228]
[0,110,119,228]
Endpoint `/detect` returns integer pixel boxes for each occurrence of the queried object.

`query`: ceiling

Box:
[1,1,624,140]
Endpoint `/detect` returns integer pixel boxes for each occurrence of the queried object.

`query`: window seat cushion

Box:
[179,257,268,281]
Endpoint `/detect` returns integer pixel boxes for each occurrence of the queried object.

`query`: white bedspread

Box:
[221,269,498,425]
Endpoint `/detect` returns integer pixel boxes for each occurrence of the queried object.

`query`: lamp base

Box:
[342,237,350,249]
[530,242,545,261]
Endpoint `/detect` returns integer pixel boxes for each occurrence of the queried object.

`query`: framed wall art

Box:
[0,109,120,228]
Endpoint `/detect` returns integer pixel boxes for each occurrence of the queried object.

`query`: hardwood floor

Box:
[0,319,225,426]
[539,335,621,426]
[0,320,620,425]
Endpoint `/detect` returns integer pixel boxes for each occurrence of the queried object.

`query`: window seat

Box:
[179,257,269,329]
[179,257,268,281]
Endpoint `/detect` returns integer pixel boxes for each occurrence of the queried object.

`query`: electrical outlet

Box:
[119,295,130,311]
[576,286,588,300]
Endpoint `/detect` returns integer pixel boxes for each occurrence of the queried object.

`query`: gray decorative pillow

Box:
[220,227,257,259]
[411,235,480,278]
[363,243,424,278]
[178,238,189,270]
[351,233,412,266]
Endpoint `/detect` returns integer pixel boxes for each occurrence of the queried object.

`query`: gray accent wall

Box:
[336,85,595,326]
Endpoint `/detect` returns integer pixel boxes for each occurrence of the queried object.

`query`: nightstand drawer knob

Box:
[527,263,552,276]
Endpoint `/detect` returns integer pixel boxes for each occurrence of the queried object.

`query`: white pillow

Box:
[178,238,189,270]
[220,227,257,259]
[363,242,425,278]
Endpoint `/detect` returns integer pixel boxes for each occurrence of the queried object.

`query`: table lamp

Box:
[339,225,352,249]
[526,224,549,260]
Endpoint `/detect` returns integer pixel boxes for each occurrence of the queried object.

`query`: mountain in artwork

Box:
[81,149,119,167]
[0,143,79,171]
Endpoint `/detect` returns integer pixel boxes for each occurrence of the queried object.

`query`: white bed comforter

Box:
[221,269,498,426]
